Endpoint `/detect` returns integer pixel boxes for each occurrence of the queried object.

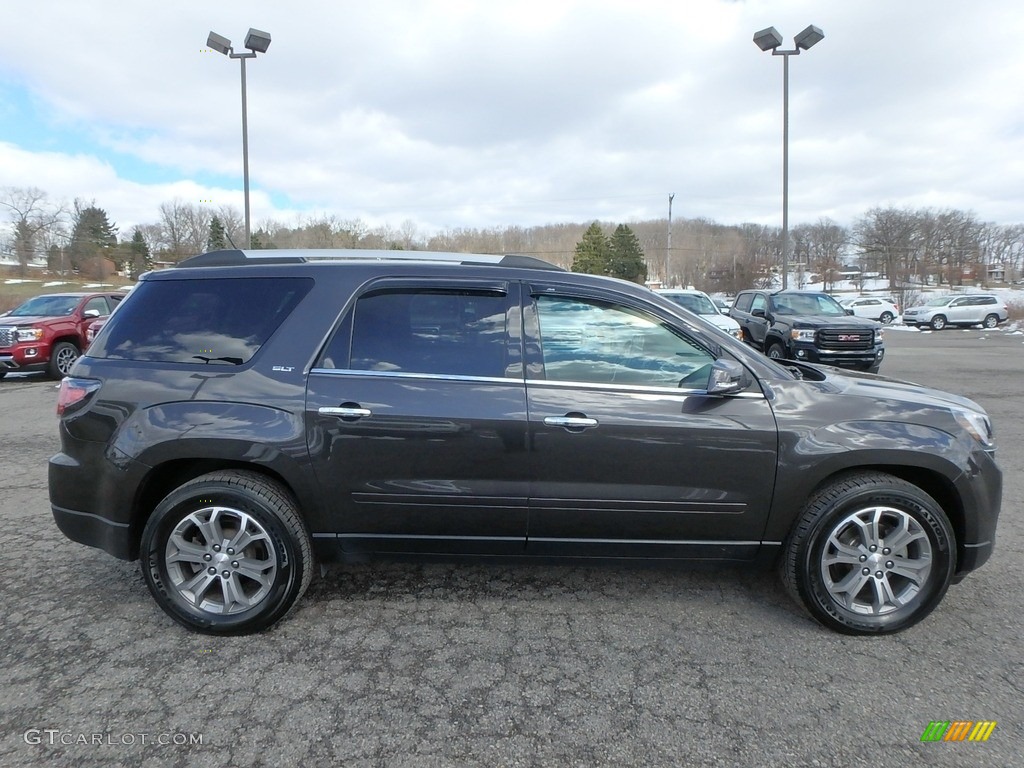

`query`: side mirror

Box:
[845,308,854,316]
[684,358,752,396]
[751,308,766,318]
[83,309,101,318]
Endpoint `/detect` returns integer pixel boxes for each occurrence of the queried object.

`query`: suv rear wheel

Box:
[141,470,313,635]
[781,471,955,635]
[983,313,999,329]
[879,311,894,324]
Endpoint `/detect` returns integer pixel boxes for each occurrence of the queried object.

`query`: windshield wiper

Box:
[192,355,244,366]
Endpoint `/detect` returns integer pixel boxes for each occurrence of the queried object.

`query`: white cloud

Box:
[1,0,1023,237]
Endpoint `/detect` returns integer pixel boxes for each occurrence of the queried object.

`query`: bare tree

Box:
[0,187,66,276]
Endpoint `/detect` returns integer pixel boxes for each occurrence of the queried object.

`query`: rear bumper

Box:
[52,504,135,560]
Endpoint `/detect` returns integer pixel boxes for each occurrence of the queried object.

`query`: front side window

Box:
[337,288,510,378]
[83,297,109,316]
[92,277,312,365]
[534,294,715,388]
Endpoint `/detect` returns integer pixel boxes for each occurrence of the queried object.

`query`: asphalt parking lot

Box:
[1,328,1021,767]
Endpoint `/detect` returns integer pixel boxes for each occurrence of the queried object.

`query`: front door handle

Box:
[319,405,372,419]
[544,415,598,429]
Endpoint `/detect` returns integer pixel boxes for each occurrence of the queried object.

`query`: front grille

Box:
[0,327,15,348]
[818,328,874,351]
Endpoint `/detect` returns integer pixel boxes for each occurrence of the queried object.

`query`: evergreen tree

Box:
[69,202,118,278]
[571,222,611,275]
[126,229,152,278]
[607,224,648,283]
[207,216,227,251]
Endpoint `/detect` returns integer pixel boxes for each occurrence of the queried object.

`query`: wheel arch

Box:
[50,334,82,351]
[128,458,313,560]
[785,464,965,570]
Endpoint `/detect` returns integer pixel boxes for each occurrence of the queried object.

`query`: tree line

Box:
[3,186,1023,294]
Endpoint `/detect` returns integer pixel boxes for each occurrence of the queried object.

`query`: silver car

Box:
[902,294,1008,330]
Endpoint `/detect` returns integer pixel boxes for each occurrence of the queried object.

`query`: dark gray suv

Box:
[49,250,1001,636]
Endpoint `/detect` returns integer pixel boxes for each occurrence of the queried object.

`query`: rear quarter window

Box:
[89,277,312,365]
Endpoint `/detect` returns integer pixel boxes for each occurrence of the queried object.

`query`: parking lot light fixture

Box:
[207,28,272,249]
[753,24,824,290]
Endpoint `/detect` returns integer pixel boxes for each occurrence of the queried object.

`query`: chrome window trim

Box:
[308,367,766,398]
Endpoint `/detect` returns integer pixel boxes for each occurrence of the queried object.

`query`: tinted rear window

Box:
[90,277,312,365]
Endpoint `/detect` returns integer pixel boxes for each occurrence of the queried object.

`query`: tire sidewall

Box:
[141,481,303,634]
[797,482,955,634]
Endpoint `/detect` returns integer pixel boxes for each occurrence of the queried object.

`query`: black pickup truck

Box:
[729,289,885,373]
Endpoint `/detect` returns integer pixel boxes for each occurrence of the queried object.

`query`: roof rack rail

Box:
[175,249,565,271]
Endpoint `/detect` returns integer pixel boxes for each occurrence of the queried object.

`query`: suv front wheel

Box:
[929,315,947,331]
[141,470,313,635]
[781,471,955,635]
[49,341,80,379]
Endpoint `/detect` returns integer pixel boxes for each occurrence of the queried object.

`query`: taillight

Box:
[57,377,101,416]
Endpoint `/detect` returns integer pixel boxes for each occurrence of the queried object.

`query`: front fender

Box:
[763,419,969,541]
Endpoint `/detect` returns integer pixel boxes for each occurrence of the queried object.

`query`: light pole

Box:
[207,28,272,250]
[753,24,823,290]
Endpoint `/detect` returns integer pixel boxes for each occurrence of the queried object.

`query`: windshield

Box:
[8,295,80,317]
[665,293,718,315]
[770,294,847,316]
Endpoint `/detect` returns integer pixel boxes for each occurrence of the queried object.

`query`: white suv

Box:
[838,296,901,324]
[902,294,1008,330]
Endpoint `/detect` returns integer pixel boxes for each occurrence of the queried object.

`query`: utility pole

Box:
[666,193,675,287]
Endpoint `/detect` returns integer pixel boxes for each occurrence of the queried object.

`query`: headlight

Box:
[876,328,885,342]
[953,409,994,449]
[790,328,815,342]
[16,327,44,342]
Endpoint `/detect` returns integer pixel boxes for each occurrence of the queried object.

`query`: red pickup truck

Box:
[0,292,127,379]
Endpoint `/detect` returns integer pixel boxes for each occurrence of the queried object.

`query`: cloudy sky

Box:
[2,0,1023,239]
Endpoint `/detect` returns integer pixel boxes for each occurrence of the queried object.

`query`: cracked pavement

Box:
[1,330,1021,767]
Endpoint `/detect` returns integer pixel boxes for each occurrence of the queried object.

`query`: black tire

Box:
[879,311,894,324]
[766,341,787,360]
[982,313,999,329]
[48,341,79,379]
[929,315,947,331]
[780,471,955,635]
[140,470,313,635]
